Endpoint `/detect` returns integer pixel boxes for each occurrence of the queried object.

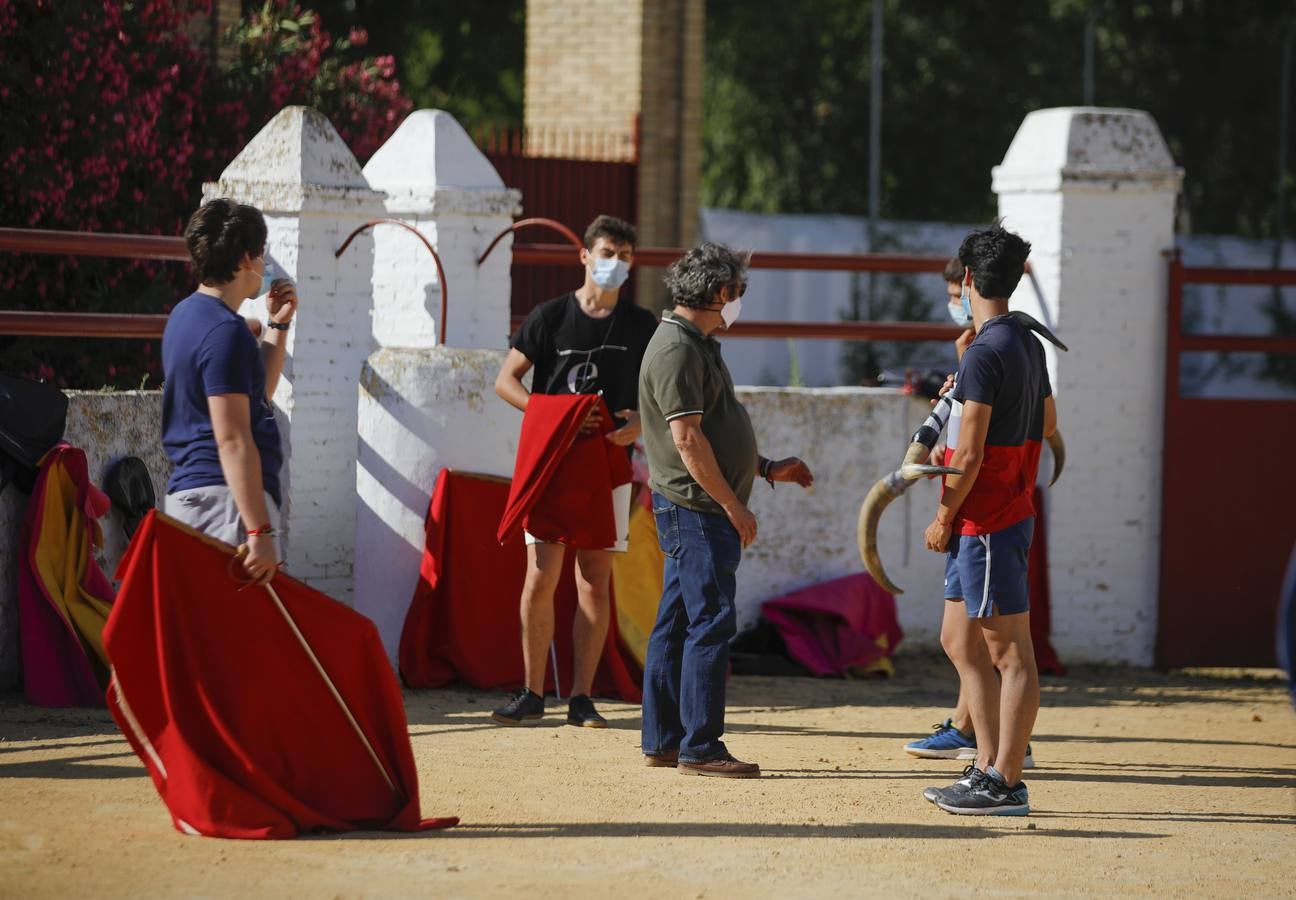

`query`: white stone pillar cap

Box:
[992,107,1184,194]
[203,106,384,212]
[364,109,521,216]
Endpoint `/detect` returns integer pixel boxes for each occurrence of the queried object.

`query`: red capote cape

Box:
[497,393,634,549]
[761,573,904,677]
[104,511,457,839]
[402,469,642,701]
[18,443,115,707]
[1029,487,1064,675]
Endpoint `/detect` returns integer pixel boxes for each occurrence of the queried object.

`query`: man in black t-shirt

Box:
[491,215,658,728]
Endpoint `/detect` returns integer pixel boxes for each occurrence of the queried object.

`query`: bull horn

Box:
[1045,429,1066,486]
[858,443,962,596]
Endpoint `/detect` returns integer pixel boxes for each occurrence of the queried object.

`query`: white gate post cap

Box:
[364,109,520,215]
[992,107,1184,194]
[203,106,381,211]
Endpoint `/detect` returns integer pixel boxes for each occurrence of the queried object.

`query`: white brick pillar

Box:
[362,109,520,351]
[205,106,386,603]
[353,109,522,663]
[993,107,1183,665]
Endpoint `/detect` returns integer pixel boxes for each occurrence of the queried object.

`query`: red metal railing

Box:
[1,224,968,344]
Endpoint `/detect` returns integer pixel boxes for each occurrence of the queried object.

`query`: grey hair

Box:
[663,241,750,309]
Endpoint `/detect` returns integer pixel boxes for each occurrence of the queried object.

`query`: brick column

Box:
[993,107,1183,665]
[205,106,386,603]
[354,109,522,663]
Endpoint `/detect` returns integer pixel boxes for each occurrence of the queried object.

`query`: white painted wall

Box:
[355,347,521,663]
[995,107,1183,666]
[738,388,947,647]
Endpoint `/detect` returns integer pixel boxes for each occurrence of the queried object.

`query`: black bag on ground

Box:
[730,617,812,677]
[0,373,69,493]
[104,456,156,538]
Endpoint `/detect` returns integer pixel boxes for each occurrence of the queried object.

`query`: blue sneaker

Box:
[903,719,977,760]
[935,766,1030,816]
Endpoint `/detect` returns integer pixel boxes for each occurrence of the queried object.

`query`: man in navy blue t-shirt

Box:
[160,199,299,585]
[921,225,1058,817]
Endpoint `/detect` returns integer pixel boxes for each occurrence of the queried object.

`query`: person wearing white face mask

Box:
[636,241,814,777]
[160,200,299,584]
[492,215,658,729]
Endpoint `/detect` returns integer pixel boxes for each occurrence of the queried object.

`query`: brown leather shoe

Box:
[678,753,760,778]
[643,750,679,767]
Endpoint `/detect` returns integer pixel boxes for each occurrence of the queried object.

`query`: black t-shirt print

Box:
[511,292,659,420]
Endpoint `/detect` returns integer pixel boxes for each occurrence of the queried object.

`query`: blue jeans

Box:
[641,492,741,762]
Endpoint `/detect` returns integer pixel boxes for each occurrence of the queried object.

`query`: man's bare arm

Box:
[934,398,992,526]
[668,415,756,546]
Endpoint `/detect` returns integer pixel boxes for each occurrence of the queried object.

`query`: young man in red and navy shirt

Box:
[922,225,1058,817]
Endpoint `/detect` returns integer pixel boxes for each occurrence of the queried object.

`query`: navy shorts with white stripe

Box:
[942,517,1034,618]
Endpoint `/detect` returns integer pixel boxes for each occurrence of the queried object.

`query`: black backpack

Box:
[0,373,69,493]
[103,456,157,538]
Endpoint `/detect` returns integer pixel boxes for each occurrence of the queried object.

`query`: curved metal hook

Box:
[335,218,449,346]
[476,217,583,267]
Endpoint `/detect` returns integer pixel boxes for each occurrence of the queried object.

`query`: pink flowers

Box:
[1,0,410,388]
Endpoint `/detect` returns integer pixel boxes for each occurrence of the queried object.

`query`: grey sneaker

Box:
[491,688,545,725]
[922,764,983,804]
[935,766,1030,816]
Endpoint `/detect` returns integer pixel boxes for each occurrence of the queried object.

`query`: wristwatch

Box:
[267,321,291,331]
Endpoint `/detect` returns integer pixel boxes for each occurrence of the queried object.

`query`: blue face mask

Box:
[259,256,275,297]
[948,285,973,327]
[590,256,631,291]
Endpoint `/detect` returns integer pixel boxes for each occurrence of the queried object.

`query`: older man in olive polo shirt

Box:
[637,241,814,779]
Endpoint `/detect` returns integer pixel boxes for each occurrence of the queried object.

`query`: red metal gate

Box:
[1158,257,1296,667]
[479,127,638,320]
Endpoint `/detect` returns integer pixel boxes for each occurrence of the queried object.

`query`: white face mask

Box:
[590,256,631,290]
[720,296,743,328]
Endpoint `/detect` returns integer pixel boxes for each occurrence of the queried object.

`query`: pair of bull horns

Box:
[856,443,962,596]
[857,431,1066,595]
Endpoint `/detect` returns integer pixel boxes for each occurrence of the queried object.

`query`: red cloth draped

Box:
[497,393,633,549]
[1029,487,1065,675]
[104,511,457,839]
[18,443,115,707]
[761,573,904,677]
[402,469,642,701]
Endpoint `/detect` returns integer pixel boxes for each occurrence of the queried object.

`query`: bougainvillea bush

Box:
[0,0,411,388]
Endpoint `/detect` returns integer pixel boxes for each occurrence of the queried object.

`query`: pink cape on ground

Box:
[761,573,903,677]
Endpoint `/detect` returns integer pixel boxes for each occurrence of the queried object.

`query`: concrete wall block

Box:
[736,388,947,648]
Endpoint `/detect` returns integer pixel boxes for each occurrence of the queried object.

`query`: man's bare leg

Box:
[943,598,1000,771]
[980,611,1038,785]
[571,548,613,697]
[520,542,565,695]
[940,600,977,735]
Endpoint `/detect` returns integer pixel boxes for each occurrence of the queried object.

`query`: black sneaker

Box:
[566,694,608,728]
[935,766,1030,816]
[922,764,984,805]
[491,688,545,725]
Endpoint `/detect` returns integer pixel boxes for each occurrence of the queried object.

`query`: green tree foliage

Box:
[309,0,525,130]
[704,0,1296,239]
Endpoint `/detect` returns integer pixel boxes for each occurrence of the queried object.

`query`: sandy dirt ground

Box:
[1,655,1293,899]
